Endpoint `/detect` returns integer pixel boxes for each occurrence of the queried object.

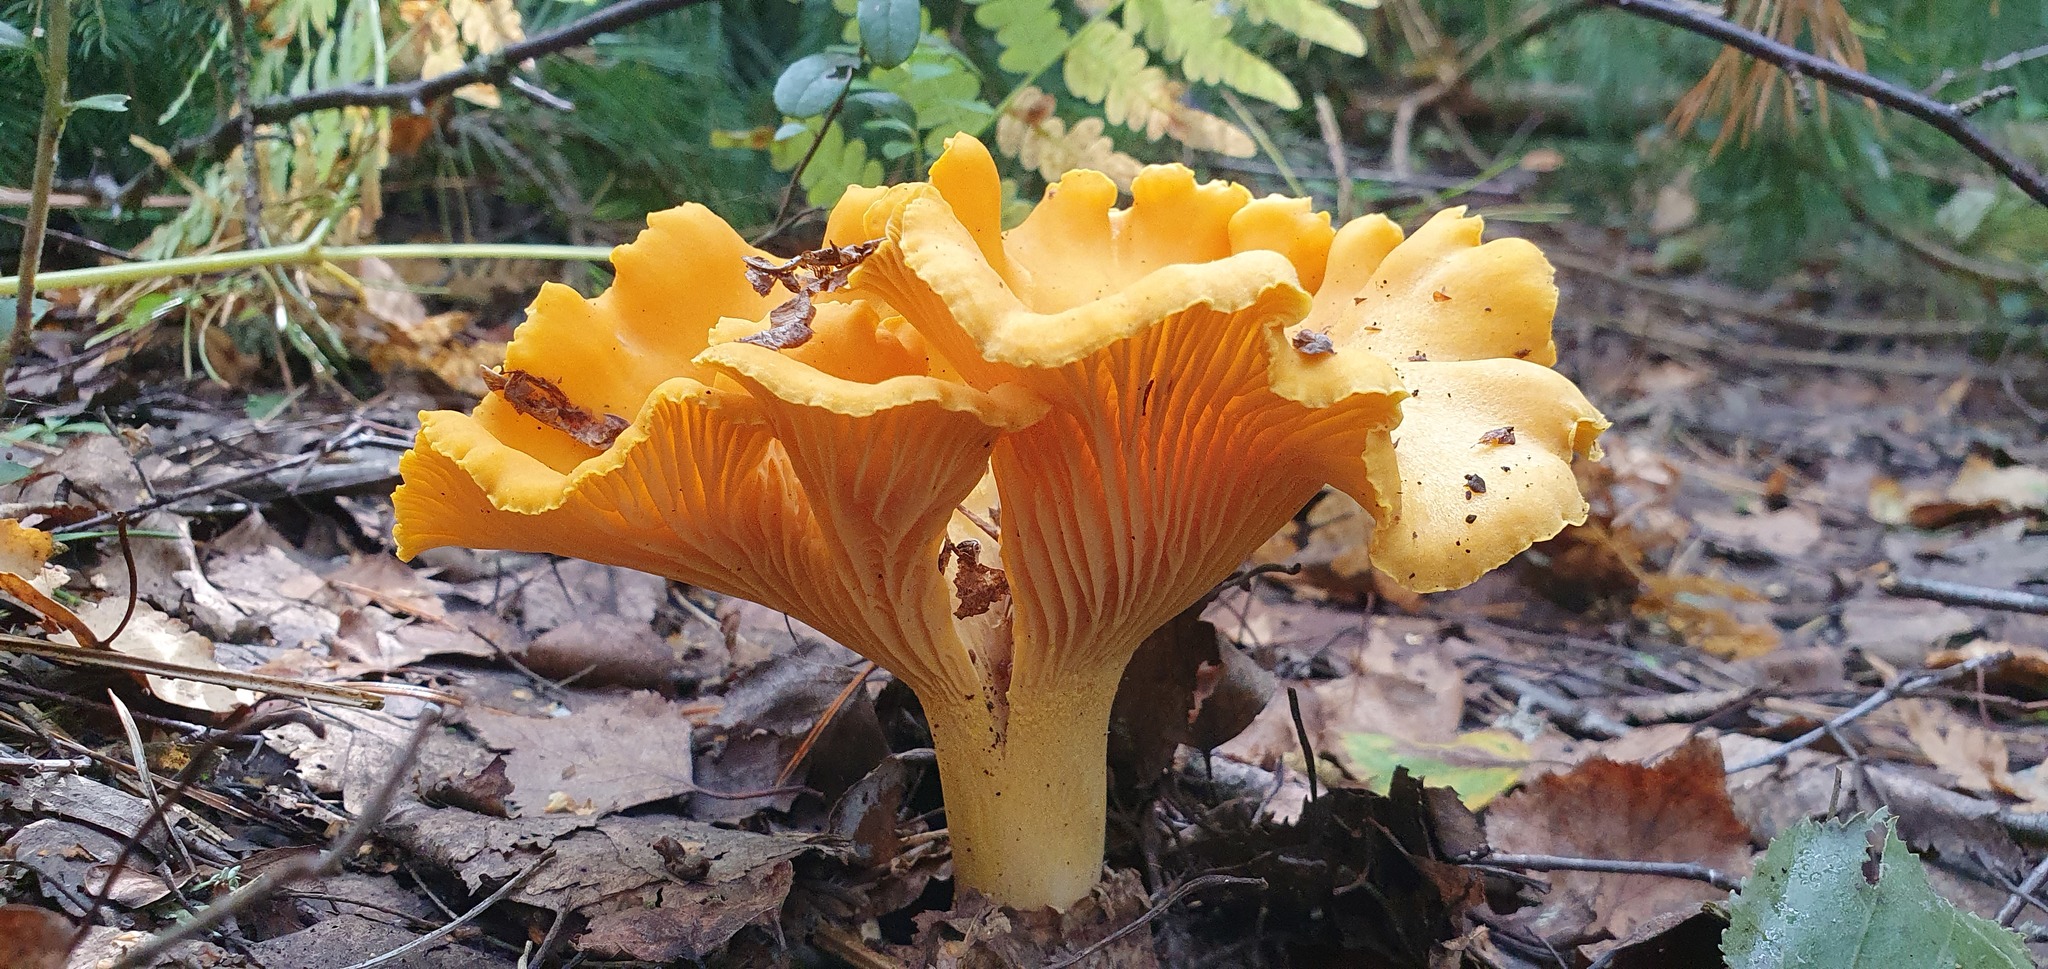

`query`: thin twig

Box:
[0,633,401,709]
[4,0,74,385]
[1208,562,1300,599]
[1998,855,2048,926]
[104,515,141,645]
[811,923,904,969]
[1312,93,1354,222]
[759,73,857,246]
[339,849,555,969]
[103,707,442,969]
[1985,42,2048,75]
[119,0,715,210]
[1042,875,1266,969]
[1287,686,1318,804]
[1880,572,2048,617]
[1595,0,2048,206]
[0,754,92,770]
[776,662,876,786]
[68,707,350,937]
[1486,669,1631,738]
[1478,851,1741,892]
[62,424,369,532]
[1725,651,2013,775]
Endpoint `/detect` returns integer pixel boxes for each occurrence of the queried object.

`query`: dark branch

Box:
[1594,0,2048,208]
[121,0,713,209]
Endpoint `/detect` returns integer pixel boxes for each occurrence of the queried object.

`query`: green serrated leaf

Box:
[0,21,26,49]
[1724,811,2030,969]
[68,92,131,113]
[858,0,921,69]
[773,51,861,118]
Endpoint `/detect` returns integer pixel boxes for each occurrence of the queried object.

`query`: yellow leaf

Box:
[1336,729,1529,808]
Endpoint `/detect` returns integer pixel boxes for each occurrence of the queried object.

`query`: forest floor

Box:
[2,224,2046,969]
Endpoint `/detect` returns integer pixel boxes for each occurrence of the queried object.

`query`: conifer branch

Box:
[1596,0,2048,207]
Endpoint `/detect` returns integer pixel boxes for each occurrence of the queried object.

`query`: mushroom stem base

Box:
[926,680,1118,911]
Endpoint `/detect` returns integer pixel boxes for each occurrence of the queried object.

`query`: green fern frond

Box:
[968,0,1070,76]
[1123,0,1299,108]
[770,120,884,208]
[1239,0,1365,56]
[1064,20,1253,155]
[996,87,1144,187]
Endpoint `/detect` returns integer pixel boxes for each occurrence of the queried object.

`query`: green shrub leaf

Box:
[1724,811,2030,969]
[773,52,860,118]
[858,0,921,69]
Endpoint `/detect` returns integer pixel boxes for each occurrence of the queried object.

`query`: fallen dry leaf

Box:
[326,554,451,623]
[0,518,57,582]
[467,690,696,818]
[1896,698,2048,809]
[1634,572,1781,659]
[1693,506,1821,561]
[1946,453,2048,514]
[1486,736,1752,948]
[893,869,1158,968]
[0,904,72,969]
[1927,640,2048,695]
[52,599,257,712]
[384,805,844,962]
[1837,596,1977,666]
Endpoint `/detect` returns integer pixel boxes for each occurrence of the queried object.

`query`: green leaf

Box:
[0,459,31,487]
[773,52,861,118]
[0,21,26,49]
[0,297,53,344]
[68,93,131,113]
[1724,811,2030,969]
[858,0,921,69]
[244,393,291,421]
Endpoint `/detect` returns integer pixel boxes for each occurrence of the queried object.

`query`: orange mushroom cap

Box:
[1294,207,1610,591]
[392,134,1604,908]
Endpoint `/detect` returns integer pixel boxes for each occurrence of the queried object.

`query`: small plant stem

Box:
[224,0,264,249]
[1219,89,1307,198]
[5,0,75,385]
[0,242,615,297]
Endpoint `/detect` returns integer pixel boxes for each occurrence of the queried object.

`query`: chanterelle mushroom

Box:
[394,135,1605,910]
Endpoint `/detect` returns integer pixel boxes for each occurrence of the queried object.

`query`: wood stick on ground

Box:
[1477,851,1742,892]
[102,707,442,969]
[338,849,555,969]
[1725,650,2014,775]
[1880,572,2048,617]
[1042,875,1266,969]
[1998,855,2048,925]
